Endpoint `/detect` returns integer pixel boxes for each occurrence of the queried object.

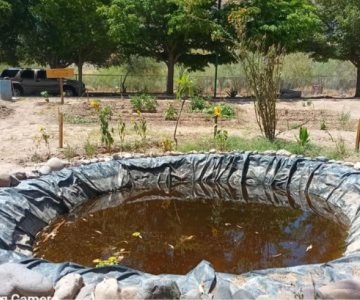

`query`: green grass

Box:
[64,115,95,125]
[178,135,360,161]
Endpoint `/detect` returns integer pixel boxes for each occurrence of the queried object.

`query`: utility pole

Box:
[213,0,222,99]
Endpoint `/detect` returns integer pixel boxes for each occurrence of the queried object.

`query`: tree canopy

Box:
[228,0,320,53]
[1,0,359,97]
[20,0,115,91]
[104,0,236,94]
[0,0,36,64]
[310,0,360,96]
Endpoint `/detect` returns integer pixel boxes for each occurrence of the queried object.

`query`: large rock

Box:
[319,279,360,299]
[0,174,11,187]
[46,157,68,171]
[38,165,51,175]
[142,280,181,299]
[94,278,121,300]
[0,263,54,297]
[75,284,96,300]
[53,273,84,300]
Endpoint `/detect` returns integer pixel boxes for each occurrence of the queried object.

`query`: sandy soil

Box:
[0,96,359,174]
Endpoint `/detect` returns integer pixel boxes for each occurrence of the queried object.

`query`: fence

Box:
[78,73,357,97]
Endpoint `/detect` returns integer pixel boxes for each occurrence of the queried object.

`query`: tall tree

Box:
[105,0,235,95]
[310,0,360,97]
[21,0,115,92]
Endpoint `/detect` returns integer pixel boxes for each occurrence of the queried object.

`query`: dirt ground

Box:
[1,96,360,174]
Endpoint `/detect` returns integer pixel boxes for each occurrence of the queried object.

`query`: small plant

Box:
[319,112,327,130]
[213,105,221,137]
[335,136,347,158]
[326,131,347,159]
[320,118,327,130]
[189,96,208,112]
[204,103,235,118]
[63,144,77,160]
[164,104,178,121]
[174,73,195,148]
[160,137,174,152]
[40,91,49,102]
[215,130,229,151]
[226,87,238,98]
[93,256,118,268]
[133,111,147,141]
[297,127,310,147]
[338,110,351,130]
[34,126,51,158]
[130,94,158,112]
[99,106,114,152]
[84,139,97,157]
[117,115,126,149]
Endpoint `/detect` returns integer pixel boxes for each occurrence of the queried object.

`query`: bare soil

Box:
[0,97,359,174]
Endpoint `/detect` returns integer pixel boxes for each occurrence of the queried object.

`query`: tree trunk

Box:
[166,54,175,95]
[356,66,360,98]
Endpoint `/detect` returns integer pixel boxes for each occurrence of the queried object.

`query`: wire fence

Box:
[78,73,356,97]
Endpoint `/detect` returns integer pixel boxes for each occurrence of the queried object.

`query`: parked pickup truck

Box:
[1,68,85,97]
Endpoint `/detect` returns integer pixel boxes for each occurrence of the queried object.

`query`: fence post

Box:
[356,119,360,152]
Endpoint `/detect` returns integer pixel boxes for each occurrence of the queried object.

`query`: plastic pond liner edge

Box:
[0,152,360,299]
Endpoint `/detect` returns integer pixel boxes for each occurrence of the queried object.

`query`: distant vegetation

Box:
[0,0,359,96]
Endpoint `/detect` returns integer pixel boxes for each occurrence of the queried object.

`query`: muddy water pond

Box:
[34,194,347,275]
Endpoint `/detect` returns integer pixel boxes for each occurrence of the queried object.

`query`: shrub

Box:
[99,106,114,151]
[297,127,310,147]
[215,130,229,151]
[164,104,178,121]
[133,112,147,141]
[189,96,208,112]
[84,140,97,157]
[130,94,158,112]
[160,137,174,152]
[226,87,238,98]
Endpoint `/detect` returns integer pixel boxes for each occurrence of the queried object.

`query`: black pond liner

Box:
[1,153,360,298]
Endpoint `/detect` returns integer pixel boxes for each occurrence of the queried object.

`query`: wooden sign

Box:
[46,68,74,78]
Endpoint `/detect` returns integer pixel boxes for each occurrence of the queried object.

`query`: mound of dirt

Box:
[0,105,14,118]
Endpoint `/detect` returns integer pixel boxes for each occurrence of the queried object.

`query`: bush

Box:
[204,103,236,118]
[189,96,208,112]
[130,94,158,112]
[164,104,178,121]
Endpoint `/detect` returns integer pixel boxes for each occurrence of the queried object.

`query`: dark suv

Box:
[0,68,21,79]
[0,68,85,97]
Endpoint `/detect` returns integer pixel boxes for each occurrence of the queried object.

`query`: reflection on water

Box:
[34,195,347,275]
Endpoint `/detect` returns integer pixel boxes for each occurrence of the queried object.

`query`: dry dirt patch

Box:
[0,97,359,174]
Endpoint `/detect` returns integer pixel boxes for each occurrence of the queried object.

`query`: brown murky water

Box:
[34,197,347,275]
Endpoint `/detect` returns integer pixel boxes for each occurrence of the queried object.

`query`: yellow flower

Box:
[214,105,222,117]
[89,100,101,110]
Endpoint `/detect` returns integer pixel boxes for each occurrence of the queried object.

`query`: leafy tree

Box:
[229,0,320,54]
[0,0,36,64]
[104,0,235,95]
[21,0,115,93]
[310,1,360,97]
